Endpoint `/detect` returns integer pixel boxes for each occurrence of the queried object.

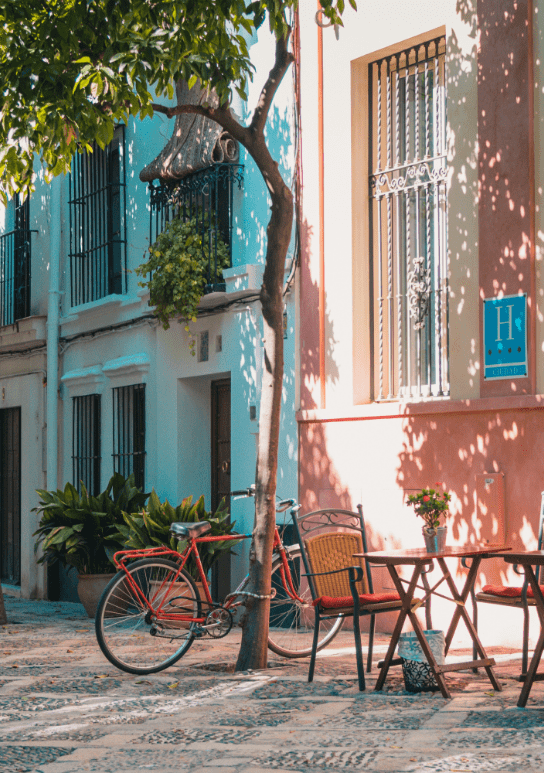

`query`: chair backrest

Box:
[304,531,369,599]
[291,506,372,602]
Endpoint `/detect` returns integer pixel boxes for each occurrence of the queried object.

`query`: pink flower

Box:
[423,495,430,502]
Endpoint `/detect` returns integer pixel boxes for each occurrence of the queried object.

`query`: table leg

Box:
[438,556,502,692]
[517,566,544,708]
[374,564,421,692]
[441,556,480,655]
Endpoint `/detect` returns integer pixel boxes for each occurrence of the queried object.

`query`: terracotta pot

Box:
[77,573,115,619]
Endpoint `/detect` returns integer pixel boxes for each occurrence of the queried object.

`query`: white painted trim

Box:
[61,365,105,391]
[102,353,150,378]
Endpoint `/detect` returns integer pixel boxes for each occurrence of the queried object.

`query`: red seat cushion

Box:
[315,592,401,609]
[481,584,544,599]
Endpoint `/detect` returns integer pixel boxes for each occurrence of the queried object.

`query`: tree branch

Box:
[250,28,294,136]
[151,101,253,152]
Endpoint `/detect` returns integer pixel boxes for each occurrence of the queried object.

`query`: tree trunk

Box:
[235,139,294,671]
[0,586,7,625]
[149,30,296,673]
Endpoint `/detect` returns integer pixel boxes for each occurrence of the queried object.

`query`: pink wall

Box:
[298,399,544,641]
[297,1,541,647]
[478,0,536,397]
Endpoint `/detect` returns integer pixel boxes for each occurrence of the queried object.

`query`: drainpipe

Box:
[46,176,61,490]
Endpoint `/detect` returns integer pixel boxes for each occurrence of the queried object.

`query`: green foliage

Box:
[117,489,239,580]
[33,473,149,575]
[135,216,230,350]
[0,0,354,202]
[407,486,451,531]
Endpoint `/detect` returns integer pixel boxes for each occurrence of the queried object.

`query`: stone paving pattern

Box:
[1,596,544,772]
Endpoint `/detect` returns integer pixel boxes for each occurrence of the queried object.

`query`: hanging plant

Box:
[135,215,230,352]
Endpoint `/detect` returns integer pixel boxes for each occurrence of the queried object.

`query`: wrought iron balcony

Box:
[0,227,34,327]
[148,163,244,294]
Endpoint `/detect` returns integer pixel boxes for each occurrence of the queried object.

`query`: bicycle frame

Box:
[111,525,304,626]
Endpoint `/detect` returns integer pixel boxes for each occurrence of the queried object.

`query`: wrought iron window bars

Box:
[0,196,35,327]
[148,163,244,294]
[112,384,146,490]
[72,394,101,496]
[68,126,126,307]
[369,36,449,400]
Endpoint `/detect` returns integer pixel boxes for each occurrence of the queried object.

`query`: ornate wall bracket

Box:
[140,80,239,183]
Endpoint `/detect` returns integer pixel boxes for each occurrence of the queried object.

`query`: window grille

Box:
[69,126,126,306]
[148,163,244,293]
[72,394,101,496]
[0,195,33,327]
[369,37,448,400]
[112,384,145,489]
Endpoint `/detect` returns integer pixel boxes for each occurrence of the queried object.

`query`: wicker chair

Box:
[292,505,429,691]
[468,491,544,676]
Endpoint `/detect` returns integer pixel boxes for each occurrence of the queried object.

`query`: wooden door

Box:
[211,378,231,601]
[0,408,21,585]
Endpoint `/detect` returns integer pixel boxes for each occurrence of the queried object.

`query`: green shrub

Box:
[135,216,230,352]
[117,490,239,580]
[33,473,149,575]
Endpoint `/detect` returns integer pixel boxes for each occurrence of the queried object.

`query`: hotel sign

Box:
[483,294,527,380]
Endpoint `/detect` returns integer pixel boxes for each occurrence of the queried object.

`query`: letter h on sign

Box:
[483,294,527,380]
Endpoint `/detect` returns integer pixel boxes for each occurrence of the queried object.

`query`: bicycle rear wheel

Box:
[95,558,201,675]
[267,547,343,658]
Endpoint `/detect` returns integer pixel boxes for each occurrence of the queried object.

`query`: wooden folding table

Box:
[355,545,511,700]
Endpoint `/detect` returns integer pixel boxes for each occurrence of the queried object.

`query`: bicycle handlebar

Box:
[230,487,297,513]
[231,488,255,497]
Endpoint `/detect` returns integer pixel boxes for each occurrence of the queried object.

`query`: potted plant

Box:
[117,489,238,586]
[135,215,230,354]
[33,473,149,617]
[407,485,451,552]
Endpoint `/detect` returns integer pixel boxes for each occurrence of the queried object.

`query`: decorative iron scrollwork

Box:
[408,257,432,330]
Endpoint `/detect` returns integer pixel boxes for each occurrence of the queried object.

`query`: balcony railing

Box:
[0,227,34,327]
[148,163,244,294]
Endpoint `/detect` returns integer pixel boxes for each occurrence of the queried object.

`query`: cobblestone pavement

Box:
[1,595,544,772]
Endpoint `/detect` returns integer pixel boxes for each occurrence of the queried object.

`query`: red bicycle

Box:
[95,488,343,674]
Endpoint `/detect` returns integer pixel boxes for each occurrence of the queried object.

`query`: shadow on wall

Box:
[395,404,544,587]
[298,217,350,514]
[299,218,339,410]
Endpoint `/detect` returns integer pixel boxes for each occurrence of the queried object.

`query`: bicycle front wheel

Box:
[267,547,344,658]
[95,558,201,675]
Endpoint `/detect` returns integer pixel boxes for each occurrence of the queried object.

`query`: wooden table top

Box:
[354,544,511,565]
[493,550,544,565]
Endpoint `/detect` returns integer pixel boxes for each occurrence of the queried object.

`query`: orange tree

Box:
[0,0,355,669]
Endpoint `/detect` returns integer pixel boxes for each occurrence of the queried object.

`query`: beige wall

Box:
[299,0,480,410]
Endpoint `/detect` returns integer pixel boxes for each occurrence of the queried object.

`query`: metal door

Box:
[0,408,21,585]
[211,378,231,600]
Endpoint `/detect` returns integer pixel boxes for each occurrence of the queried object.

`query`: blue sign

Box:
[483,294,527,380]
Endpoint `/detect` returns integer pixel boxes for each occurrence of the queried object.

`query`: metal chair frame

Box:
[291,505,432,690]
[468,491,544,675]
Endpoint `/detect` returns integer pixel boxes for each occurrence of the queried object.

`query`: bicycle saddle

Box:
[169,521,212,538]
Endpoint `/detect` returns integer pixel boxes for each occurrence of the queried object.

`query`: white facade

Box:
[0,30,298,600]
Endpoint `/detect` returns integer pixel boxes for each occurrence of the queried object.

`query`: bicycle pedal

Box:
[192,625,206,638]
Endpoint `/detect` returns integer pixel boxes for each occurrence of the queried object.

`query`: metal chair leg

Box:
[308,607,320,683]
[367,614,375,672]
[348,566,365,691]
[522,604,530,676]
[353,609,365,691]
